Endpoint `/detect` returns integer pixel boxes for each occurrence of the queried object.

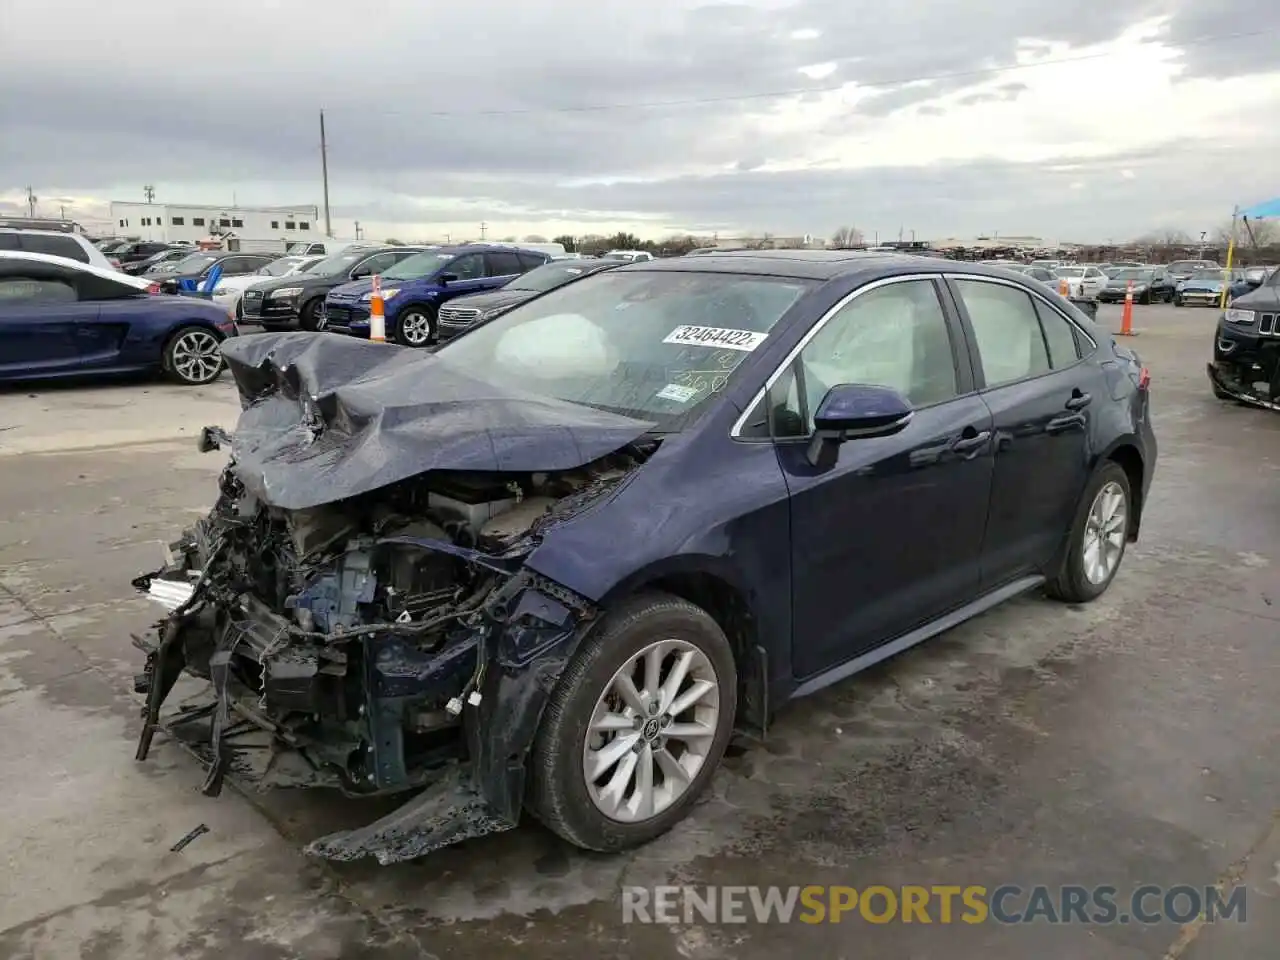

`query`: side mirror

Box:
[350,266,370,279]
[806,384,913,468]
[438,273,459,285]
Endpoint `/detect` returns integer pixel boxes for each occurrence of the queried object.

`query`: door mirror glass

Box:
[350,265,371,279]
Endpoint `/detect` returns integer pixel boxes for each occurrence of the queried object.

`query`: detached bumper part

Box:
[1208,360,1280,411]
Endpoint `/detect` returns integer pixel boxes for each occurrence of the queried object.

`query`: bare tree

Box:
[831,225,863,248]
[1216,219,1277,247]
[523,234,548,243]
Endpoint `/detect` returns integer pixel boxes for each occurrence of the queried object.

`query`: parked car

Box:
[0,251,236,386]
[1098,266,1174,303]
[150,251,284,293]
[1007,265,1098,319]
[0,228,117,271]
[211,254,327,319]
[1167,259,1219,287]
[95,238,133,254]
[1051,265,1108,298]
[435,258,623,341]
[242,245,423,330]
[111,241,179,268]
[1208,266,1280,407]
[1175,268,1243,307]
[323,244,551,345]
[121,247,192,276]
[131,251,1155,865]
[602,250,656,262]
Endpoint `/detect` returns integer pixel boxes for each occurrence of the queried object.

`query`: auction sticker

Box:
[655,383,700,403]
[662,325,767,352]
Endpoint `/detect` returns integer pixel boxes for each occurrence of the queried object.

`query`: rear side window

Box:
[0,234,18,251]
[487,251,523,276]
[954,279,1050,387]
[516,252,547,271]
[17,234,89,263]
[0,276,78,304]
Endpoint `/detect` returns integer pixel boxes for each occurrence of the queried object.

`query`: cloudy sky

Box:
[2,0,1278,243]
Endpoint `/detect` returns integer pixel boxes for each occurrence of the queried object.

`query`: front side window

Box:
[435,270,813,430]
[0,276,77,304]
[767,280,959,437]
[382,251,457,280]
[444,253,485,280]
[954,279,1050,387]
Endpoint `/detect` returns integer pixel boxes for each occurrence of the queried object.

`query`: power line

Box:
[329,27,1276,119]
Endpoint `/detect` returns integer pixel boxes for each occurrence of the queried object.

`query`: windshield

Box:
[1054,267,1085,277]
[512,262,607,292]
[434,270,814,429]
[382,251,455,280]
[1189,268,1223,281]
[260,257,304,277]
[1113,268,1154,281]
[171,253,218,273]
[309,250,370,276]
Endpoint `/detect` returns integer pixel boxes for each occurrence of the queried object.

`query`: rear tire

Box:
[527,592,737,852]
[162,326,224,386]
[1046,462,1132,603]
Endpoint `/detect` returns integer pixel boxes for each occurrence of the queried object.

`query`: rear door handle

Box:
[1065,391,1092,411]
[951,430,991,454]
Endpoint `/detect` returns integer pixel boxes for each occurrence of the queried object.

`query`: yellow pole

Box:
[1219,209,1238,310]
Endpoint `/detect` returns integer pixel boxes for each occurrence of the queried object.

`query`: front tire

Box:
[527,592,737,852]
[393,306,436,347]
[298,297,324,332]
[162,326,224,386]
[1046,462,1132,603]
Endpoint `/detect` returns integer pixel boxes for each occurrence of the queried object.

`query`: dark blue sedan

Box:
[0,251,237,385]
[132,251,1156,864]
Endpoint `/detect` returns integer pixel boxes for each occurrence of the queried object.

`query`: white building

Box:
[108,201,321,244]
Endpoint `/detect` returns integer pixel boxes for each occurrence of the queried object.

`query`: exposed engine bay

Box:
[132,441,651,862]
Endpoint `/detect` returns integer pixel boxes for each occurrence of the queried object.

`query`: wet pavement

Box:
[1,304,1277,959]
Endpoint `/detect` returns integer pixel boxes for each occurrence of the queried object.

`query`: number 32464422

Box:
[662,325,768,352]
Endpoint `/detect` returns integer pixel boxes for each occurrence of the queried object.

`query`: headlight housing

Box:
[269,286,303,299]
[1225,308,1256,324]
[478,306,507,321]
[360,288,400,302]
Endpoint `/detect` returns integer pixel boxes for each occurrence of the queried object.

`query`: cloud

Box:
[2,0,1279,241]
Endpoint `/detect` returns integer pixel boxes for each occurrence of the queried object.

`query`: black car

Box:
[1098,266,1174,304]
[1004,265,1099,320]
[242,246,426,330]
[131,251,1156,865]
[435,258,623,341]
[1208,267,1280,408]
[122,247,191,276]
[152,251,283,293]
[112,241,178,268]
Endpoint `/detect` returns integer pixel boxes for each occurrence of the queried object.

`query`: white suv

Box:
[0,229,116,271]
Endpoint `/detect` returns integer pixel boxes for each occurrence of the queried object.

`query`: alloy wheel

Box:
[170,330,222,384]
[399,311,432,346]
[1082,480,1127,584]
[582,638,721,823]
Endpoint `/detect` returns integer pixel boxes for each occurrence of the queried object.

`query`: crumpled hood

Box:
[1229,285,1280,310]
[444,289,534,312]
[1182,280,1224,292]
[328,278,376,301]
[217,332,654,510]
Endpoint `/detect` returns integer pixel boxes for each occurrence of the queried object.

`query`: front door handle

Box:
[1065,391,1092,411]
[951,430,991,454]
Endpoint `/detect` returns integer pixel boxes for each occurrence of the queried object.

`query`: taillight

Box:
[109,258,121,268]
[1138,366,1151,390]
[147,283,161,295]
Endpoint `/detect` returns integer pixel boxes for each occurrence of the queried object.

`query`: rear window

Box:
[17,234,89,263]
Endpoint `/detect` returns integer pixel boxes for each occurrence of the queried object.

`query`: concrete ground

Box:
[1,304,1277,959]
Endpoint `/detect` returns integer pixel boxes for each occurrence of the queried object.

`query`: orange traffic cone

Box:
[1117,279,1136,336]
[1059,277,1070,296]
[369,274,386,343]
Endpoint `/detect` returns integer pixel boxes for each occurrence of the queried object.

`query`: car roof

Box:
[0,250,152,289]
[616,249,1012,282]
[0,227,90,240]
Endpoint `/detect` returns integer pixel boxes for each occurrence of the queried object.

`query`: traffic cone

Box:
[1117,279,1136,336]
[1059,277,1070,296]
[369,274,386,343]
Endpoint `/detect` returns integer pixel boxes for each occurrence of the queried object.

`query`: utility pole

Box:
[143,184,155,203]
[60,204,66,219]
[354,220,362,240]
[479,221,487,240]
[319,110,333,238]
[24,186,36,217]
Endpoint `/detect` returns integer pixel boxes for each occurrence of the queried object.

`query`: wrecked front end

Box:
[1209,306,1280,411]
[131,333,655,864]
